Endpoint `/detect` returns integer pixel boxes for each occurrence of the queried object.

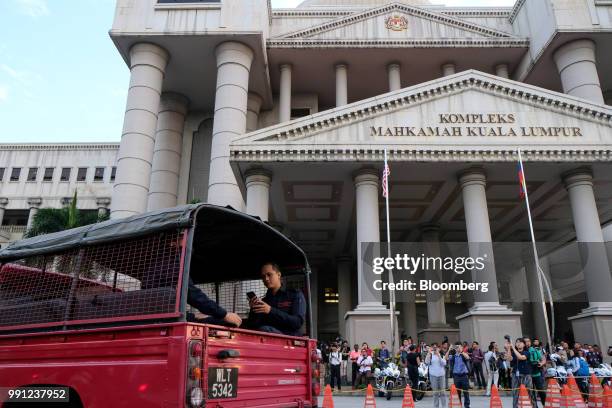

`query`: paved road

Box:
[317,394,515,408]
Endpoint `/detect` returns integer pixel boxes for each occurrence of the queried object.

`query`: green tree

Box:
[25,191,109,238]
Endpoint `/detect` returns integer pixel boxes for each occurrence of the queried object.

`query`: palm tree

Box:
[25,191,109,238]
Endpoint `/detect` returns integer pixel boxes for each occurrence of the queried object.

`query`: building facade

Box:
[3,0,612,347]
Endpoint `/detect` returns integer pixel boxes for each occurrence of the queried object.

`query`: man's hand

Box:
[251,299,272,314]
[223,312,242,327]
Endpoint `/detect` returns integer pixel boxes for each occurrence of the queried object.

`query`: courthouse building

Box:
[2,0,612,347]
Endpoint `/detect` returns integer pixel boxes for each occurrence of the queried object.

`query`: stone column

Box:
[387,63,401,92]
[96,197,111,219]
[417,224,460,344]
[310,266,319,339]
[147,92,189,211]
[441,63,456,77]
[345,169,398,348]
[456,168,522,346]
[279,64,292,123]
[564,168,612,348]
[337,255,353,338]
[207,42,254,211]
[553,39,604,104]
[0,198,8,226]
[603,223,612,273]
[245,168,271,222]
[495,64,510,79]
[246,92,262,132]
[26,197,42,231]
[111,43,169,219]
[335,64,348,107]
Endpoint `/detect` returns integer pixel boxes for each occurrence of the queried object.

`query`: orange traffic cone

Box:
[563,383,587,408]
[603,385,612,408]
[518,384,534,408]
[568,374,582,400]
[545,379,562,408]
[364,384,376,408]
[402,384,415,408]
[449,384,462,408]
[322,385,334,408]
[589,374,604,408]
[490,384,503,408]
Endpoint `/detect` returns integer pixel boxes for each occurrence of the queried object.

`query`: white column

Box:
[26,197,42,231]
[246,92,263,132]
[495,64,510,79]
[245,168,271,222]
[553,39,604,104]
[0,198,8,226]
[279,64,292,123]
[147,92,189,211]
[422,224,447,325]
[441,63,456,77]
[207,42,254,211]
[563,169,612,308]
[111,43,169,219]
[354,168,382,308]
[335,64,348,107]
[458,168,500,305]
[387,63,401,92]
[96,197,111,219]
[337,255,352,338]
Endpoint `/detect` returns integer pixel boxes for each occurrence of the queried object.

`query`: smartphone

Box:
[247,291,257,301]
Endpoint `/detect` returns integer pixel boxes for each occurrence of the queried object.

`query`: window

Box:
[77,168,88,182]
[43,167,54,182]
[110,166,117,182]
[60,168,71,182]
[94,167,105,182]
[10,168,21,182]
[291,108,311,120]
[0,168,4,182]
[27,168,38,182]
[324,287,339,304]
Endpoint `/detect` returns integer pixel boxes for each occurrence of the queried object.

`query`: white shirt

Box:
[484,351,498,374]
[357,355,373,373]
[329,351,342,366]
[427,353,447,377]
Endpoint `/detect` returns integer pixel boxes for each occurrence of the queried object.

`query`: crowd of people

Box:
[317,336,612,408]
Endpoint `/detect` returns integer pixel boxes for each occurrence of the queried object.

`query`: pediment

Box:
[230,70,612,162]
[276,3,515,40]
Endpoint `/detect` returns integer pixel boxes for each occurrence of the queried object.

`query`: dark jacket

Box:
[187,277,227,320]
[250,287,306,336]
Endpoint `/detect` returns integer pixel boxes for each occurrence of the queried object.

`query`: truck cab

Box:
[0,204,319,408]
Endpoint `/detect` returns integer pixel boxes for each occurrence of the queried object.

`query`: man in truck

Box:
[187,277,243,326]
[248,262,306,336]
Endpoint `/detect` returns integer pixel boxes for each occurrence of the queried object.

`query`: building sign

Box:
[385,14,408,31]
[370,113,583,138]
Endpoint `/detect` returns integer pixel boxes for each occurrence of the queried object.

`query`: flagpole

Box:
[518,149,553,349]
[384,149,397,355]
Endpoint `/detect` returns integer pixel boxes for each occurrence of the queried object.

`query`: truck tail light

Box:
[187,340,204,408]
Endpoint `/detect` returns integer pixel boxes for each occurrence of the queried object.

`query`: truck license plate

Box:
[207,367,238,399]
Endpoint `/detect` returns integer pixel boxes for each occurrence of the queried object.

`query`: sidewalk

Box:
[318,394,514,408]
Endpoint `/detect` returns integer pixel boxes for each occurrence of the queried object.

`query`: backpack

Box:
[488,353,498,372]
[577,358,590,377]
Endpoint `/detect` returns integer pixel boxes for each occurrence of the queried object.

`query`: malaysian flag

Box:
[382,161,390,198]
[517,162,526,199]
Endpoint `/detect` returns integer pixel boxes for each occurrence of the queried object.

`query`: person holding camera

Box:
[527,338,546,406]
[426,342,447,408]
[448,342,471,408]
[504,337,531,408]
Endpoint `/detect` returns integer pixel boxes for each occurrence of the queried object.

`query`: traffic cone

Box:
[563,383,587,408]
[402,385,415,408]
[518,384,533,408]
[490,384,503,408]
[322,385,334,408]
[364,384,376,408]
[568,374,582,399]
[603,385,612,408]
[589,374,604,408]
[449,384,462,408]
[545,378,562,408]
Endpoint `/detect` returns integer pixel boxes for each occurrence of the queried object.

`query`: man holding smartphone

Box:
[448,342,470,408]
[248,262,306,336]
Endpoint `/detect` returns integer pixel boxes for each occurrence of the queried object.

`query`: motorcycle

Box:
[374,363,404,400]
[414,362,430,401]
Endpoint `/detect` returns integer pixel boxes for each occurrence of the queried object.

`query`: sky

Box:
[0,0,515,144]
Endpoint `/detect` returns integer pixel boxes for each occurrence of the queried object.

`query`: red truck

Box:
[0,204,320,407]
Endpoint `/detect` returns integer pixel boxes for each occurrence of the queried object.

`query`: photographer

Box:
[426,343,447,408]
[526,337,545,406]
[448,342,470,408]
[504,337,531,408]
